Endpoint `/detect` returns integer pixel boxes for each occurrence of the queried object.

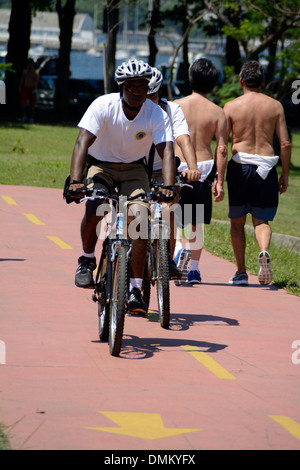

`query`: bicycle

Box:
[142,175,192,328]
[80,186,146,357]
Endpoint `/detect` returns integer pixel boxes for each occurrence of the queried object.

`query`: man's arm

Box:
[175,134,201,181]
[70,128,96,187]
[213,111,228,202]
[275,104,291,194]
[156,141,176,197]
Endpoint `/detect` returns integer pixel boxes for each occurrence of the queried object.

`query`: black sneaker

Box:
[128,287,148,314]
[170,259,182,280]
[75,256,96,288]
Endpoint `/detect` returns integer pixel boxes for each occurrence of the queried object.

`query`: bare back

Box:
[224,90,288,156]
[21,65,39,89]
[174,92,226,162]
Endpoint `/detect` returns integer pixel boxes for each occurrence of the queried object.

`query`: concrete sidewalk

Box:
[0,185,299,450]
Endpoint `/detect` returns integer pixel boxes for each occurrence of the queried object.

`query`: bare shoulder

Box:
[223,96,243,114]
[174,95,191,107]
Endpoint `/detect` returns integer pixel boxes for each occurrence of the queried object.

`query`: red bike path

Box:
[0,184,300,451]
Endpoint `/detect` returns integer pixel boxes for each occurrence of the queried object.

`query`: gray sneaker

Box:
[174,248,191,286]
[229,271,248,286]
[258,250,273,285]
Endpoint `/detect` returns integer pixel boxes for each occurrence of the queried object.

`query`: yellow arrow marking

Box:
[182,346,236,380]
[1,196,17,205]
[47,236,72,250]
[269,416,300,441]
[86,411,201,440]
[24,213,45,225]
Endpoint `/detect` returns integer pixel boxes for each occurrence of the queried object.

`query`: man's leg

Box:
[81,209,102,254]
[75,201,103,288]
[127,203,148,313]
[186,223,203,284]
[252,217,272,251]
[230,216,247,273]
[252,216,273,285]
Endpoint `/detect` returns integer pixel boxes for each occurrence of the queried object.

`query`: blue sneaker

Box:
[174,248,182,266]
[187,270,201,284]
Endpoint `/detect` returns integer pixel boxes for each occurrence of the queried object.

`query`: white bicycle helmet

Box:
[115,59,153,85]
[148,67,163,94]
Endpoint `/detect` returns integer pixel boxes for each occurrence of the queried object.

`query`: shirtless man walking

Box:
[173,58,227,284]
[19,58,39,123]
[224,60,291,286]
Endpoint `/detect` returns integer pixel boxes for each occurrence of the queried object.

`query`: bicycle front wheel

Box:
[96,244,110,341]
[141,247,152,311]
[109,245,128,356]
[155,236,170,329]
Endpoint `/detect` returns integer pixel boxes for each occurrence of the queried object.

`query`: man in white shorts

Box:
[147,67,200,280]
[67,59,175,313]
[224,60,291,286]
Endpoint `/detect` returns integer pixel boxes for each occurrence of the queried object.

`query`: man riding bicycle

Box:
[67,59,175,314]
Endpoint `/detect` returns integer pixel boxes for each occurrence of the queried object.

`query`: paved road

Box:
[1,185,300,451]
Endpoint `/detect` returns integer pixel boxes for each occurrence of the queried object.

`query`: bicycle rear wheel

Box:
[155,236,170,329]
[109,245,128,356]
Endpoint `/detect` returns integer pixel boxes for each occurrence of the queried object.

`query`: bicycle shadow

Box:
[145,310,239,332]
[174,281,279,290]
[119,335,228,360]
[0,258,26,262]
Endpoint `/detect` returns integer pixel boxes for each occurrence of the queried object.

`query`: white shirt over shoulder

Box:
[151,99,189,171]
[78,93,173,164]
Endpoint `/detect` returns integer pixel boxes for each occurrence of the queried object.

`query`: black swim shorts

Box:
[177,180,212,227]
[226,159,278,221]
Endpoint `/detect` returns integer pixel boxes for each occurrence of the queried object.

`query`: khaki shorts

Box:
[87,160,150,208]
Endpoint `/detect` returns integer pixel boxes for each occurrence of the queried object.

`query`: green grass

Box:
[0,123,299,296]
[0,123,77,188]
[203,222,300,296]
[0,424,11,450]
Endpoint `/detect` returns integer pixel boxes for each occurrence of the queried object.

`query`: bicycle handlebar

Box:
[75,174,192,204]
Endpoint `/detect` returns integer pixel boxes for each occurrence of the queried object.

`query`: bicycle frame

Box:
[81,186,147,356]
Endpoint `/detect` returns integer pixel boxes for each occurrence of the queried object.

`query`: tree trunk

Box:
[5,0,31,119]
[225,36,242,73]
[181,1,190,95]
[147,0,160,66]
[55,0,76,116]
[105,0,119,93]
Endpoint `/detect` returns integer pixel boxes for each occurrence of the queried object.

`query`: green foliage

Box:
[214,66,241,106]
[222,19,264,42]
[276,41,300,82]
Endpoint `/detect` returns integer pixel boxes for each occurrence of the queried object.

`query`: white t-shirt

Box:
[78,93,173,163]
[152,100,189,171]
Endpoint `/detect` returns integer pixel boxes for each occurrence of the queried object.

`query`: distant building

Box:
[0,9,94,51]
